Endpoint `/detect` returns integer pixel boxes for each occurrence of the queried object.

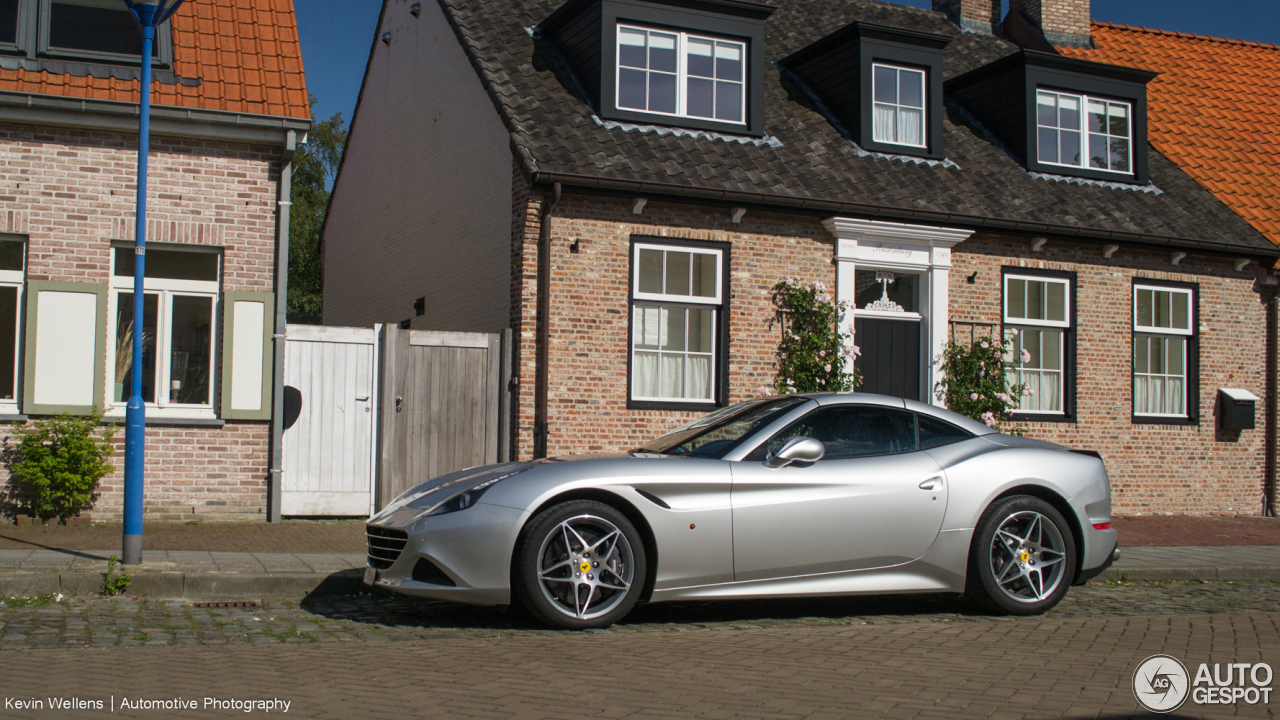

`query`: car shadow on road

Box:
[299,589,997,633]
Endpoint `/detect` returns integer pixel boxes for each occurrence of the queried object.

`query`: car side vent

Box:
[412,558,457,586]
[634,488,671,509]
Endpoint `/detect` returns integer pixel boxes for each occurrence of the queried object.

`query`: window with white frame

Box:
[108,246,219,415]
[1133,284,1193,417]
[631,242,723,403]
[0,237,25,410]
[1003,274,1070,414]
[617,25,745,124]
[1037,89,1132,174]
[872,63,926,148]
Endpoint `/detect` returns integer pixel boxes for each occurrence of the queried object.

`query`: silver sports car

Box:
[364,393,1119,629]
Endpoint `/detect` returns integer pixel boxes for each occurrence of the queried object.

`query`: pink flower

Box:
[1020,349,1032,364]
[823,364,832,373]
[1022,388,1032,397]
[996,392,1011,403]
[757,386,773,398]
[980,341,989,348]
[1027,388,1035,396]
[969,393,979,401]
[819,350,826,358]
[981,411,996,427]
[1010,328,1019,336]
[851,345,861,357]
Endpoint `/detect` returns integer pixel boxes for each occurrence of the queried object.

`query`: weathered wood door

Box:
[854,317,922,401]
[377,327,510,510]
[281,325,379,516]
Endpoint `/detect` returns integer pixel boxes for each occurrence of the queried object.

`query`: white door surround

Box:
[823,217,974,405]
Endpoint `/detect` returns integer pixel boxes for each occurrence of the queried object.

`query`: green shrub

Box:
[936,333,1028,434]
[768,277,860,395]
[9,409,116,522]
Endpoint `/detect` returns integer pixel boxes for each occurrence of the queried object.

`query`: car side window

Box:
[748,405,919,460]
[917,413,974,450]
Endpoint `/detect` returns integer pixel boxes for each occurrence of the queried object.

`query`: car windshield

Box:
[636,396,811,458]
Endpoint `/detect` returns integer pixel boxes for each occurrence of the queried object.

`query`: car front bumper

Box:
[364,502,530,606]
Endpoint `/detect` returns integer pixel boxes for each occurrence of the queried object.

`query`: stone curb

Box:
[0,569,365,600]
[1100,566,1280,582]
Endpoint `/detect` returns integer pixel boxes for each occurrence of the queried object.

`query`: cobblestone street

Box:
[1,582,1277,718]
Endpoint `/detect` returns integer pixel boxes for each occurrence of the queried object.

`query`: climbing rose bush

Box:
[764,277,860,396]
[936,331,1030,434]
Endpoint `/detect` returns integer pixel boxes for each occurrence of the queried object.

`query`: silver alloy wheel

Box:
[988,510,1068,603]
[536,513,636,620]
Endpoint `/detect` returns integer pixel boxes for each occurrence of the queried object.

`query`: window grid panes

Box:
[109,247,220,413]
[1,0,18,45]
[1004,275,1070,414]
[1037,89,1131,174]
[617,24,745,125]
[1133,285,1192,417]
[631,244,723,404]
[872,63,926,148]
[0,238,24,405]
[49,0,156,57]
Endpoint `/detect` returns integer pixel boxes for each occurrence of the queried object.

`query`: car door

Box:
[729,403,948,582]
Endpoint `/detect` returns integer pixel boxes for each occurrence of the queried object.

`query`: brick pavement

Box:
[0,520,365,553]
[0,602,1276,718]
[1111,516,1280,546]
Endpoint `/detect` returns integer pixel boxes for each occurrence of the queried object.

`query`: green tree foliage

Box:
[288,95,348,324]
[9,410,117,522]
[768,277,860,395]
[936,333,1029,434]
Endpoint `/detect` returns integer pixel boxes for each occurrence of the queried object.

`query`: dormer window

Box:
[947,51,1155,184]
[541,0,772,137]
[1036,90,1131,174]
[616,25,745,124]
[782,22,950,160]
[872,63,926,148]
[1,0,173,65]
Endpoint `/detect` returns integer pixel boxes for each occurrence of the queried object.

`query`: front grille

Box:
[366,525,408,569]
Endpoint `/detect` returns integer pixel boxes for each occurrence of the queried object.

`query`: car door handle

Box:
[919,477,944,491]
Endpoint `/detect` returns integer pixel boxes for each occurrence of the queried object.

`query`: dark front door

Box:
[854,317,921,401]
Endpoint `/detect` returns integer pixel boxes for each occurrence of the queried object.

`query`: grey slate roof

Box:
[437,0,1278,256]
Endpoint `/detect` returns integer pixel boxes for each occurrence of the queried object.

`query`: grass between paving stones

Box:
[2,594,65,609]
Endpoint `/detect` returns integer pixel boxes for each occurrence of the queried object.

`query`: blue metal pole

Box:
[123,6,157,566]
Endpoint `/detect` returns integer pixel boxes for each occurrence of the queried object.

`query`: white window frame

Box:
[871,62,927,149]
[0,246,24,414]
[106,245,221,419]
[630,243,723,404]
[1133,284,1193,418]
[1036,89,1133,175]
[615,24,747,126]
[1003,274,1070,415]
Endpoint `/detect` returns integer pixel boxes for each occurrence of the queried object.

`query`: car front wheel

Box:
[965,495,1076,615]
[512,500,647,630]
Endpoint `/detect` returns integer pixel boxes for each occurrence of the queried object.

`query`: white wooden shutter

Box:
[220,291,274,420]
[22,281,108,415]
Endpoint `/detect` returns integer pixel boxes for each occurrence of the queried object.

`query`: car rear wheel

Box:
[965,495,1076,615]
[512,500,647,630]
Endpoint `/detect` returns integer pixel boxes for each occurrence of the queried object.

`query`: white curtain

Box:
[634,352,658,398]
[659,355,684,398]
[687,356,711,399]
[873,104,895,143]
[898,107,923,146]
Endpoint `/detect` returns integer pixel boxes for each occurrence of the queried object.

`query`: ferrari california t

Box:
[364,393,1118,629]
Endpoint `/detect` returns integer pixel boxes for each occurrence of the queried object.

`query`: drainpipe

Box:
[533,182,561,459]
[1266,289,1277,517]
[267,129,297,523]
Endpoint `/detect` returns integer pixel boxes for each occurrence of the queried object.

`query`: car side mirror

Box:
[764,436,825,469]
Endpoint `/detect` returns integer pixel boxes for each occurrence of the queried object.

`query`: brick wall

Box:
[513,193,834,459]
[512,190,1268,515]
[950,234,1267,515]
[0,121,280,521]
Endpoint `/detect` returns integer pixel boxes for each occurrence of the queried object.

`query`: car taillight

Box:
[1093,523,1111,530]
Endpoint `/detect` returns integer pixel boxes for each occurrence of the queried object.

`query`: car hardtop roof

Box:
[800,392,997,437]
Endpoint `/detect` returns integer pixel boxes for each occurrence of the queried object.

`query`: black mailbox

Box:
[1218,389,1258,431]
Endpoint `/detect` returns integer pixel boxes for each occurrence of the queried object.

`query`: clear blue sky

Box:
[294,0,1280,127]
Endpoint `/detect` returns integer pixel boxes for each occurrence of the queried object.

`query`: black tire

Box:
[511,500,647,630]
[965,495,1076,615]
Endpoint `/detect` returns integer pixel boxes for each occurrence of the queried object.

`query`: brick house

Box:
[0,0,310,520]
[322,0,1279,515]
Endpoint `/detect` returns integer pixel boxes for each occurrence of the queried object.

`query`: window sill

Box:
[628,399,722,412]
[0,414,28,422]
[1132,415,1198,427]
[103,413,225,427]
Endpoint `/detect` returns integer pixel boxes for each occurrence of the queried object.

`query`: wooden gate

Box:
[376,327,511,510]
[281,325,380,516]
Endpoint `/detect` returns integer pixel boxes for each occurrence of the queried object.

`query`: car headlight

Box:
[414,475,506,516]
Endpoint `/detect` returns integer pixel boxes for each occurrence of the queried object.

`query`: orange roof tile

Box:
[1062,22,1280,249]
[0,0,309,120]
